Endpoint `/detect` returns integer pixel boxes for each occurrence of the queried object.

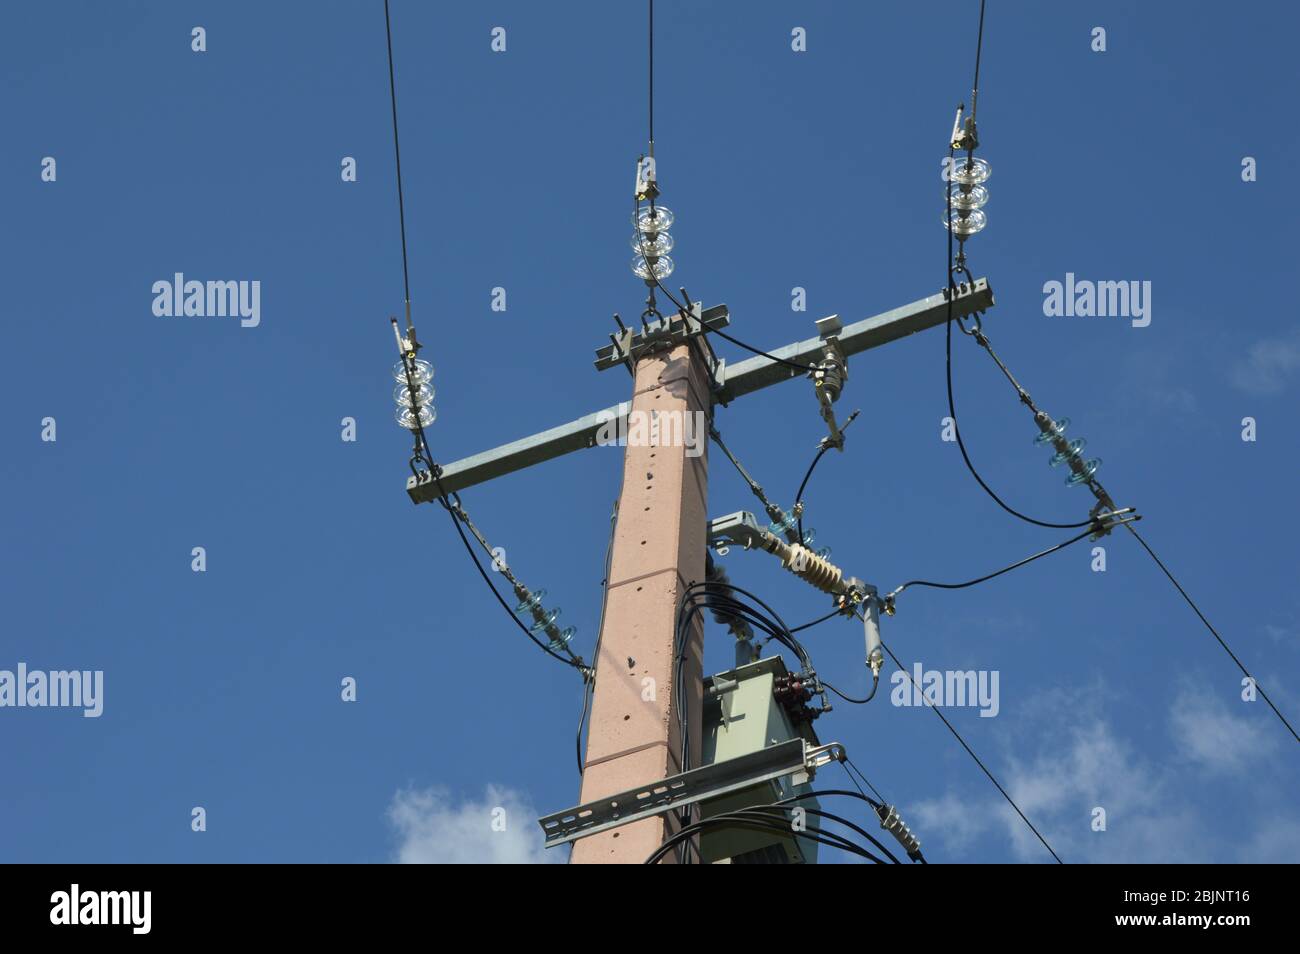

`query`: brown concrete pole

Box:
[570,341,711,864]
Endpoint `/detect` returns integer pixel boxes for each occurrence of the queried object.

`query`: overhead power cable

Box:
[632,201,824,374]
[823,678,878,705]
[937,0,1094,531]
[643,789,918,865]
[878,636,1063,863]
[648,0,654,147]
[797,602,1060,861]
[432,471,586,672]
[943,213,1091,529]
[970,0,986,124]
[793,410,859,541]
[882,521,1117,610]
[843,757,889,807]
[384,6,589,680]
[660,277,819,373]
[383,0,412,327]
[645,812,885,865]
[790,606,846,633]
[1125,523,1299,744]
[937,2,1292,753]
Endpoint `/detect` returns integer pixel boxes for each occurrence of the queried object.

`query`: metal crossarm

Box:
[714,279,993,403]
[405,281,994,501]
[537,738,845,848]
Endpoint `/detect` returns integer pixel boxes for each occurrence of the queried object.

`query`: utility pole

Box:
[570,339,711,863]
[405,280,994,863]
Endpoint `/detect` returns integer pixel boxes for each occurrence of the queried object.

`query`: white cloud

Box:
[1241,816,1300,863]
[387,784,558,864]
[1263,623,1295,645]
[996,716,1203,863]
[1168,683,1276,775]
[910,792,987,853]
[912,680,1294,863]
[1229,327,1300,396]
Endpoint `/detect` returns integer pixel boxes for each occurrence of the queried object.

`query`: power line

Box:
[691,572,1055,859]
[883,523,1103,608]
[648,0,654,146]
[793,411,862,541]
[843,757,888,806]
[823,678,878,705]
[754,803,901,864]
[790,606,845,633]
[878,638,1064,863]
[943,238,1091,530]
[807,595,1061,860]
[645,811,886,865]
[705,322,824,373]
[644,789,917,865]
[430,471,586,672]
[794,444,830,542]
[633,245,824,373]
[969,0,986,124]
[830,771,930,864]
[1125,522,1299,744]
[939,0,1094,531]
[383,0,412,321]
[382,12,586,680]
[644,795,899,865]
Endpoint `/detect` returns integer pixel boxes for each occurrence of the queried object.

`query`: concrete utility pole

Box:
[406,280,994,863]
[570,340,711,863]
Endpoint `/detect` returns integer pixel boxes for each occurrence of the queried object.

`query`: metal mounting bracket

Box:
[594,302,730,371]
[537,737,846,848]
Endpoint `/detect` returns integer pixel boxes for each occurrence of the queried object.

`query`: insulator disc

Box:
[768,515,795,534]
[548,626,577,651]
[944,208,986,237]
[949,157,991,186]
[632,205,674,233]
[394,383,434,408]
[529,608,561,633]
[1033,417,1070,444]
[632,255,675,280]
[393,358,434,386]
[1067,459,1101,485]
[515,590,546,613]
[396,404,435,429]
[631,231,674,256]
[948,183,988,210]
[1049,438,1086,466]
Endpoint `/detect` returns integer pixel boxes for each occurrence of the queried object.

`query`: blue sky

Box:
[2,0,1296,864]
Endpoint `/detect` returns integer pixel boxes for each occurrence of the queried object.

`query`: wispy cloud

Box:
[910,792,987,853]
[996,714,1202,863]
[912,681,1293,863]
[387,784,557,864]
[1264,623,1295,645]
[1229,327,1300,396]
[1168,681,1276,775]
[1242,816,1300,863]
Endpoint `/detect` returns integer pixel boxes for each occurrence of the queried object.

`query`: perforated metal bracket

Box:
[594,302,730,371]
[538,738,846,848]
